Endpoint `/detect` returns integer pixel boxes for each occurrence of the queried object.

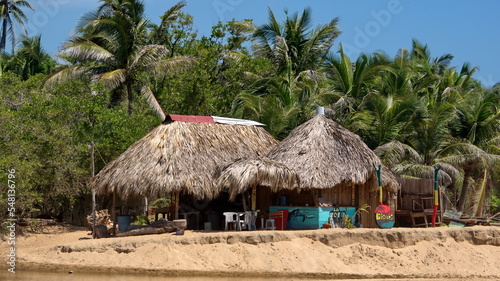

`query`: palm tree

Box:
[369,41,499,214]
[15,35,54,79]
[148,1,195,57]
[0,35,54,78]
[232,52,330,138]
[49,0,191,117]
[409,39,454,98]
[0,49,14,75]
[251,7,340,76]
[0,0,33,52]
[443,90,500,212]
[324,45,392,127]
[352,93,418,149]
[232,7,340,138]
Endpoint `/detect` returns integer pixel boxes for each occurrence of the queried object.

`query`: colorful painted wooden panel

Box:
[269,206,357,230]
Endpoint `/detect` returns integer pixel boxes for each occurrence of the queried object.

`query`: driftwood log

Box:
[116,227,165,237]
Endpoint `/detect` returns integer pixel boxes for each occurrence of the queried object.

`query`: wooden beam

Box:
[174,191,180,220]
[90,142,96,239]
[112,189,117,236]
[312,189,319,207]
[251,185,256,211]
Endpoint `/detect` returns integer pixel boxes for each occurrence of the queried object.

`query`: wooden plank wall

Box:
[398,178,434,210]
[320,186,355,206]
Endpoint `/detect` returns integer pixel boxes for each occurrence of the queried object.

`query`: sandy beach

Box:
[1,223,500,279]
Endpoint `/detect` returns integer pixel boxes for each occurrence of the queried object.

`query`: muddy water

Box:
[0,271,497,281]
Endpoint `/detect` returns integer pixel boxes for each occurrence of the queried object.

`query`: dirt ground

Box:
[1,222,500,279]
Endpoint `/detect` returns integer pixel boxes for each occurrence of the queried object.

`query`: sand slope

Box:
[2,225,500,279]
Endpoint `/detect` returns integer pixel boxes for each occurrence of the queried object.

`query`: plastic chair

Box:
[241,211,257,231]
[223,212,239,230]
[265,219,275,230]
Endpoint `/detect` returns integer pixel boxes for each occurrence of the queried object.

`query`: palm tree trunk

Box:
[448,181,458,209]
[127,81,133,115]
[458,164,473,213]
[0,19,7,51]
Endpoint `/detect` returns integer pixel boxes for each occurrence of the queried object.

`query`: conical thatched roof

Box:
[214,156,300,200]
[91,117,278,200]
[266,114,398,192]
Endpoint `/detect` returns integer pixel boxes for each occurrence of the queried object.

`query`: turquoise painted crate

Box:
[269,206,357,230]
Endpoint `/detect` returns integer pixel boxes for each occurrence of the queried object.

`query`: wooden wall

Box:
[398,178,434,210]
[319,184,396,228]
[320,184,357,206]
[356,185,397,228]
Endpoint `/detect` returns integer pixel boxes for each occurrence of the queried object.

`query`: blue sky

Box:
[23,0,500,87]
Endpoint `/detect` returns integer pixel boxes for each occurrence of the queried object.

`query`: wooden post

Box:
[90,142,96,239]
[242,191,248,211]
[439,186,444,224]
[169,193,174,220]
[251,185,257,211]
[312,189,319,207]
[351,183,356,206]
[174,191,180,220]
[432,166,441,227]
[112,189,117,236]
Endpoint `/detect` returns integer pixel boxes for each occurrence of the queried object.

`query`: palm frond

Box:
[437,141,492,168]
[152,56,195,75]
[231,91,263,120]
[45,65,93,87]
[141,86,166,121]
[470,170,488,217]
[392,163,452,185]
[150,0,187,41]
[97,68,127,90]
[434,163,461,183]
[220,50,247,62]
[230,20,256,34]
[129,44,168,70]
[374,141,423,167]
[60,40,114,62]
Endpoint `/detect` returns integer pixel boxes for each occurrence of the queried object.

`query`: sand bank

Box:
[1,224,500,279]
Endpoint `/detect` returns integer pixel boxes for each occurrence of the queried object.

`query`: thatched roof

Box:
[266,114,399,192]
[214,157,300,200]
[91,117,278,200]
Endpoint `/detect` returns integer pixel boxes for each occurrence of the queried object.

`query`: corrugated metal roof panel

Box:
[164,114,265,126]
[166,115,215,123]
[212,116,265,126]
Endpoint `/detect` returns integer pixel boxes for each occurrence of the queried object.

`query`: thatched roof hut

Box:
[91,115,278,200]
[210,112,399,228]
[266,114,398,193]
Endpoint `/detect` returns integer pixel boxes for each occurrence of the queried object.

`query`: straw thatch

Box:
[91,120,278,200]
[214,156,300,200]
[266,114,399,192]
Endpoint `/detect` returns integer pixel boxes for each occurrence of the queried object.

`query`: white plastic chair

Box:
[223,212,241,230]
[240,211,257,231]
[265,219,275,230]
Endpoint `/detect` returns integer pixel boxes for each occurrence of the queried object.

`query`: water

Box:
[0,271,496,281]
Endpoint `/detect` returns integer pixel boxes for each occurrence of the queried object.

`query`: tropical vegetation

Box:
[0,0,498,226]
